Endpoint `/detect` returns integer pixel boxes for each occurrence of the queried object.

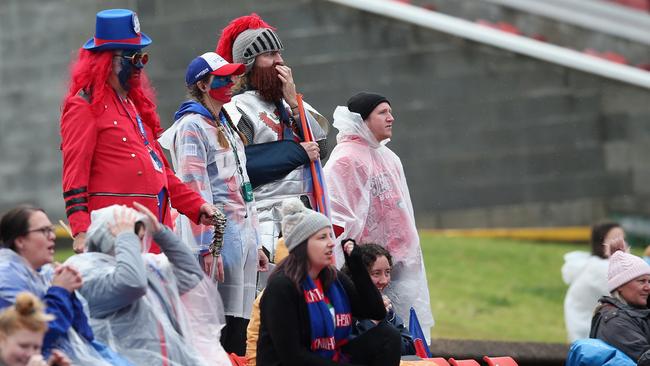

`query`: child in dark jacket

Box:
[342,240,416,356]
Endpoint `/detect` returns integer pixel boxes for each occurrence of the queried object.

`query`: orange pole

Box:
[296,94,324,212]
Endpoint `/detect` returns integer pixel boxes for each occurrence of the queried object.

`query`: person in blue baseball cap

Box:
[159,51,269,355]
[59,9,218,254]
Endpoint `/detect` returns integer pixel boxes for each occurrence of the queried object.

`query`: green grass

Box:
[54,248,75,263]
[54,238,74,264]
[55,233,620,344]
[421,233,580,344]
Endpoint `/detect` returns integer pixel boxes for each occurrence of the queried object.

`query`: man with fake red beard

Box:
[60,9,217,253]
[216,14,329,262]
[324,92,435,343]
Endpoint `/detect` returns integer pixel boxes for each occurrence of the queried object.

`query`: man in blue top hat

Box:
[60,9,217,253]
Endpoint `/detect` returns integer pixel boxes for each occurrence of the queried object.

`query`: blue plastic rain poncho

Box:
[0,248,131,365]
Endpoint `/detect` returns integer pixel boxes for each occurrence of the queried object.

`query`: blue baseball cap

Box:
[185,52,245,86]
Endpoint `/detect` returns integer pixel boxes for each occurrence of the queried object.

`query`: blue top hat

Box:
[83,9,152,51]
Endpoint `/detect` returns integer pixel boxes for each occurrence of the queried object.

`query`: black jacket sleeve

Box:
[340,247,386,321]
[387,310,416,355]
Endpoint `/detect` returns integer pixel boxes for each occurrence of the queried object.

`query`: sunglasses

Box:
[115,52,149,66]
[210,75,233,89]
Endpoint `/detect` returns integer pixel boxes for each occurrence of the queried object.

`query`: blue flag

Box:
[409,307,432,358]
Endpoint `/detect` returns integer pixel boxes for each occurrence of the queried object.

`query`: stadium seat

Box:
[228,353,247,366]
[584,49,629,65]
[475,20,522,36]
[602,52,628,64]
[483,356,519,366]
[449,358,481,366]
[427,357,452,366]
[496,22,522,35]
[611,0,650,11]
[637,63,650,71]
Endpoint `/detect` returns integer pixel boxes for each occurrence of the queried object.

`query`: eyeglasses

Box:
[27,225,56,238]
[115,52,149,66]
[210,75,233,89]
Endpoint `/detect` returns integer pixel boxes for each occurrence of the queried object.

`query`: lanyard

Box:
[218,111,245,180]
[115,91,164,169]
[115,91,150,145]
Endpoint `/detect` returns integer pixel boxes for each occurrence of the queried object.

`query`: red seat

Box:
[637,63,650,71]
[611,0,650,11]
[583,49,629,64]
[426,357,451,366]
[448,358,481,366]
[483,356,519,366]
[228,353,247,366]
[496,22,522,35]
[602,51,628,64]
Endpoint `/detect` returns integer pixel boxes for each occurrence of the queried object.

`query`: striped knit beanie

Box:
[216,14,284,72]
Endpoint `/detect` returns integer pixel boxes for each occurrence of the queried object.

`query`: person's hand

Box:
[258,249,269,272]
[108,206,137,237]
[605,237,629,256]
[51,265,82,293]
[198,203,220,226]
[300,142,319,161]
[72,232,86,254]
[382,295,393,311]
[202,254,225,282]
[25,354,47,366]
[343,239,355,256]
[275,64,297,108]
[48,349,72,366]
[133,201,162,234]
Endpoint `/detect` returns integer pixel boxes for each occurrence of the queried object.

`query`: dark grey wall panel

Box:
[1,0,648,229]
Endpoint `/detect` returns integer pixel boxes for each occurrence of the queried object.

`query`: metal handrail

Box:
[326,0,650,90]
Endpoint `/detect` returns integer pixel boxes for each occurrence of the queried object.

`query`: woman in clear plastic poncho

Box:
[64,203,231,366]
[159,52,267,355]
[0,205,130,365]
[323,98,434,341]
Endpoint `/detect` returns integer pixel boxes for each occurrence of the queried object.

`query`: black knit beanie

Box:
[347,92,390,120]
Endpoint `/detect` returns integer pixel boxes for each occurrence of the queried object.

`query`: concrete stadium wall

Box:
[1,0,649,229]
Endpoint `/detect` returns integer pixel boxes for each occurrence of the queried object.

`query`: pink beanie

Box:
[608,251,650,292]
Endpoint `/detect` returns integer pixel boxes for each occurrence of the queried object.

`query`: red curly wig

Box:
[216,13,274,63]
[62,48,161,134]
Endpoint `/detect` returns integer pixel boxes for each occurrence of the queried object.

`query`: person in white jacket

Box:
[562,222,626,342]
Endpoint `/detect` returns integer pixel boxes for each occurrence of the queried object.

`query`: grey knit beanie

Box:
[233,28,284,71]
[281,198,331,252]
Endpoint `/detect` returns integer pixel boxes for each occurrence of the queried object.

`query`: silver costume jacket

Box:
[228,90,328,260]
